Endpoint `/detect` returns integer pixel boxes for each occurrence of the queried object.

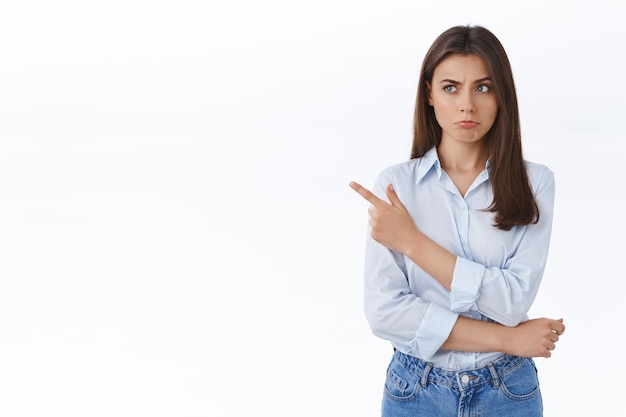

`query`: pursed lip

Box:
[456,120,479,129]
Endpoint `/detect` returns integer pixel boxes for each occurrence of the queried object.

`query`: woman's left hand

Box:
[349,181,419,254]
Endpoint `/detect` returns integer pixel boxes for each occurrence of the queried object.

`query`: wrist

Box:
[403,228,423,258]
[496,325,513,355]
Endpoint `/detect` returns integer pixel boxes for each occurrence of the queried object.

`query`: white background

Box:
[1,1,623,415]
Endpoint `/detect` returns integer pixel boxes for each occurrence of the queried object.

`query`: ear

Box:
[426,81,433,106]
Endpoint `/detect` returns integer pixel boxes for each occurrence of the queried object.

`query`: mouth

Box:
[456,120,479,129]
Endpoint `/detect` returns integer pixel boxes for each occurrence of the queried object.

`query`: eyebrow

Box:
[439,77,492,84]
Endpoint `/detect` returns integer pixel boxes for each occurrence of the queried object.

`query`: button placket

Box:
[457,198,470,252]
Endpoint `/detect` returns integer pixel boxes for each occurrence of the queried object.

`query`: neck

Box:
[437,141,486,172]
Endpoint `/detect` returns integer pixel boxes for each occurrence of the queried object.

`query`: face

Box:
[428,54,498,146]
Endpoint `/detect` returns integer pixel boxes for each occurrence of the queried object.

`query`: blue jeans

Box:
[382,350,543,417]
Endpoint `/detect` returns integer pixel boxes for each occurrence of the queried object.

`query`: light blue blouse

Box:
[363,147,555,370]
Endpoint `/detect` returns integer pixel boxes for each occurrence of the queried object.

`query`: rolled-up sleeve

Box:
[364,237,459,360]
[450,257,485,311]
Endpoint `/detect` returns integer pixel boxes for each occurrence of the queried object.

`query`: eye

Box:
[476,84,491,93]
[443,85,457,93]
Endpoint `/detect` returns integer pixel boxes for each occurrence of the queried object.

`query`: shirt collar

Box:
[415,147,441,184]
[415,147,492,184]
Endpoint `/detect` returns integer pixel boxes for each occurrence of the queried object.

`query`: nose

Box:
[458,90,475,113]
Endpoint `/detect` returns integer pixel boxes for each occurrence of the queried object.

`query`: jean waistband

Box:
[393,349,529,389]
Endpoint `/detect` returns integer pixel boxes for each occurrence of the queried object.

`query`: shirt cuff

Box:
[413,303,458,360]
[450,256,485,312]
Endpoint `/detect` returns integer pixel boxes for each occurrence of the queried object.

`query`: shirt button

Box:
[461,375,470,383]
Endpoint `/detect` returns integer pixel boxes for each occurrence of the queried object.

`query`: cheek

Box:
[482,99,499,123]
[431,105,448,127]
[431,97,455,119]
[488,104,499,124]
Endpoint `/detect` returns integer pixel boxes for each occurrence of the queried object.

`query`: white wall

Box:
[1,1,623,415]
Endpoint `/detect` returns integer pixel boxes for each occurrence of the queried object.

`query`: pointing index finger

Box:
[349,181,385,207]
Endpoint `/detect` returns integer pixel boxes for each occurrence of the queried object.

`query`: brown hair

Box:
[411,25,538,230]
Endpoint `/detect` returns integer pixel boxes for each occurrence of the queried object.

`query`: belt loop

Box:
[420,362,433,387]
[488,363,500,388]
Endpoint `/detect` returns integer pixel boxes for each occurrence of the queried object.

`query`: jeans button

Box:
[461,374,470,383]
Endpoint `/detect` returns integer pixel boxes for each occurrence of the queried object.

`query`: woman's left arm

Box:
[350,168,555,327]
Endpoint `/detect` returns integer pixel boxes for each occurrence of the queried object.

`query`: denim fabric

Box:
[382,350,543,417]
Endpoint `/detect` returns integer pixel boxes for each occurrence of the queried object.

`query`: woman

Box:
[350,25,565,416]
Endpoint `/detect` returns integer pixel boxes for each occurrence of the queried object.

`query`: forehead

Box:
[433,54,489,80]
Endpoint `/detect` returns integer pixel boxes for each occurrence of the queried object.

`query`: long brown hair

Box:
[412,25,538,231]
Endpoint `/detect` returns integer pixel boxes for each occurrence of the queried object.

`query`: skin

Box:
[350,54,565,358]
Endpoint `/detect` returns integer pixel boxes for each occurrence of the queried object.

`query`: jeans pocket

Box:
[499,358,540,401]
[383,357,420,401]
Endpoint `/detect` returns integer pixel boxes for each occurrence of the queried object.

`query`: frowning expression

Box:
[428,54,498,146]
